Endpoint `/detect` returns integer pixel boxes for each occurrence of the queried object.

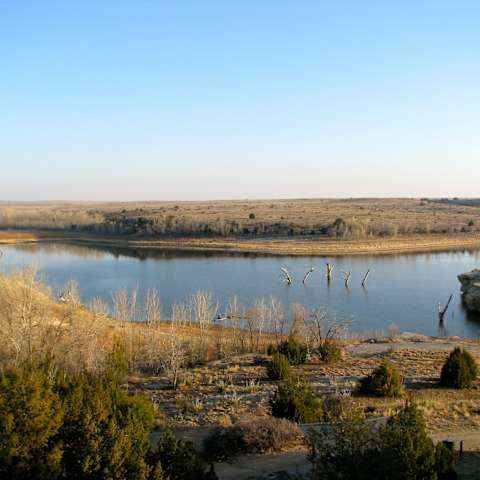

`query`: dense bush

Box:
[318,340,342,363]
[0,363,216,480]
[266,353,291,380]
[204,417,302,460]
[151,430,217,480]
[277,336,307,365]
[308,401,457,480]
[359,360,404,398]
[270,379,322,423]
[440,347,478,389]
[0,366,64,479]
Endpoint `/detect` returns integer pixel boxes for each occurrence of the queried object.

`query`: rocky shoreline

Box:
[458,269,480,313]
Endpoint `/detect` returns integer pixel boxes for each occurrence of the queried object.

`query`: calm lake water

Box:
[1,242,480,338]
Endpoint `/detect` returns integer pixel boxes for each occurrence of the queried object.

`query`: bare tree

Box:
[280,267,293,285]
[302,267,315,284]
[225,295,246,353]
[160,321,186,389]
[305,308,350,353]
[144,288,162,323]
[361,269,370,287]
[290,303,307,338]
[326,263,334,279]
[112,287,138,322]
[268,297,286,343]
[438,294,453,322]
[89,296,109,317]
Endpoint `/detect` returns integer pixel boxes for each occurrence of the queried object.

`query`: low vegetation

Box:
[266,352,292,380]
[276,336,308,365]
[1,198,479,240]
[317,339,342,363]
[270,379,323,423]
[0,265,478,477]
[308,401,457,480]
[204,417,302,460]
[440,347,478,389]
[359,360,405,398]
[0,362,215,480]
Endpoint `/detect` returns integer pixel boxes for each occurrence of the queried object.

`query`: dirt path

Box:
[348,335,480,357]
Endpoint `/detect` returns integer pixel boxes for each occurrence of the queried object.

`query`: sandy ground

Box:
[2,230,480,256]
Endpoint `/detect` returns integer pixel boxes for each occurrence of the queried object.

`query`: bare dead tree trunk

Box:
[361,269,370,287]
[280,267,293,285]
[342,271,351,287]
[326,263,334,280]
[303,267,315,285]
[438,294,453,321]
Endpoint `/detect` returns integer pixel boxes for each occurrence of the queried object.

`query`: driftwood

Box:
[438,294,453,321]
[361,269,370,287]
[303,267,315,284]
[280,267,293,285]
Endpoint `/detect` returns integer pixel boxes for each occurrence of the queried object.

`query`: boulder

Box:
[458,269,480,313]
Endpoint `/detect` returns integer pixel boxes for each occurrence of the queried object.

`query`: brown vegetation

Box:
[1,198,480,239]
[2,198,480,256]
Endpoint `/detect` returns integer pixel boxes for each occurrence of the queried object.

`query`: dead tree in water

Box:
[438,294,453,322]
[361,269,370,287]
[280,267,293,285]
[303,267,315,284]
[326,263,334,280]
[342,271,352,288]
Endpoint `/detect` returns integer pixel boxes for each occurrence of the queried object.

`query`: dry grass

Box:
[1,198,480,255]
[0,231,39,244]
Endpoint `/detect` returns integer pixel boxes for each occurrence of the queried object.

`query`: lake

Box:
[1,242,480,338]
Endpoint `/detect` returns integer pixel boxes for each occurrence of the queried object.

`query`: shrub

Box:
[318,340,342,363]
[204,417,302,460]
[321,393,353,422]
[359,360,404,398]
[58,371,155,479]
[0,366,63,479]
[266,344,277,356]
[308,401,457,480]
[266,353,291,380]
[151,430,217,480]
[440,347,478,389]
[0,364,215,480]
[270,379,322,423]
[277,336,307,365]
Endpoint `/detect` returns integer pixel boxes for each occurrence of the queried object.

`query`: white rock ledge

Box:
[458,269,480,313]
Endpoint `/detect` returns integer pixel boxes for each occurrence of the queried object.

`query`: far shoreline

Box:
[2,229,480,257]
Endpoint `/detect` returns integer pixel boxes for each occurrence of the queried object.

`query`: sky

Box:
[1,1,479,201]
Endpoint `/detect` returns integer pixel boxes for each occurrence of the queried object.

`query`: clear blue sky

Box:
[1,1,479,201]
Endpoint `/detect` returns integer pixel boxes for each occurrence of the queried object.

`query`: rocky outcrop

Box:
[458,269,480,313]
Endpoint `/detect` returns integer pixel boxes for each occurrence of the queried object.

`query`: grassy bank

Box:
[2,230,480,256]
